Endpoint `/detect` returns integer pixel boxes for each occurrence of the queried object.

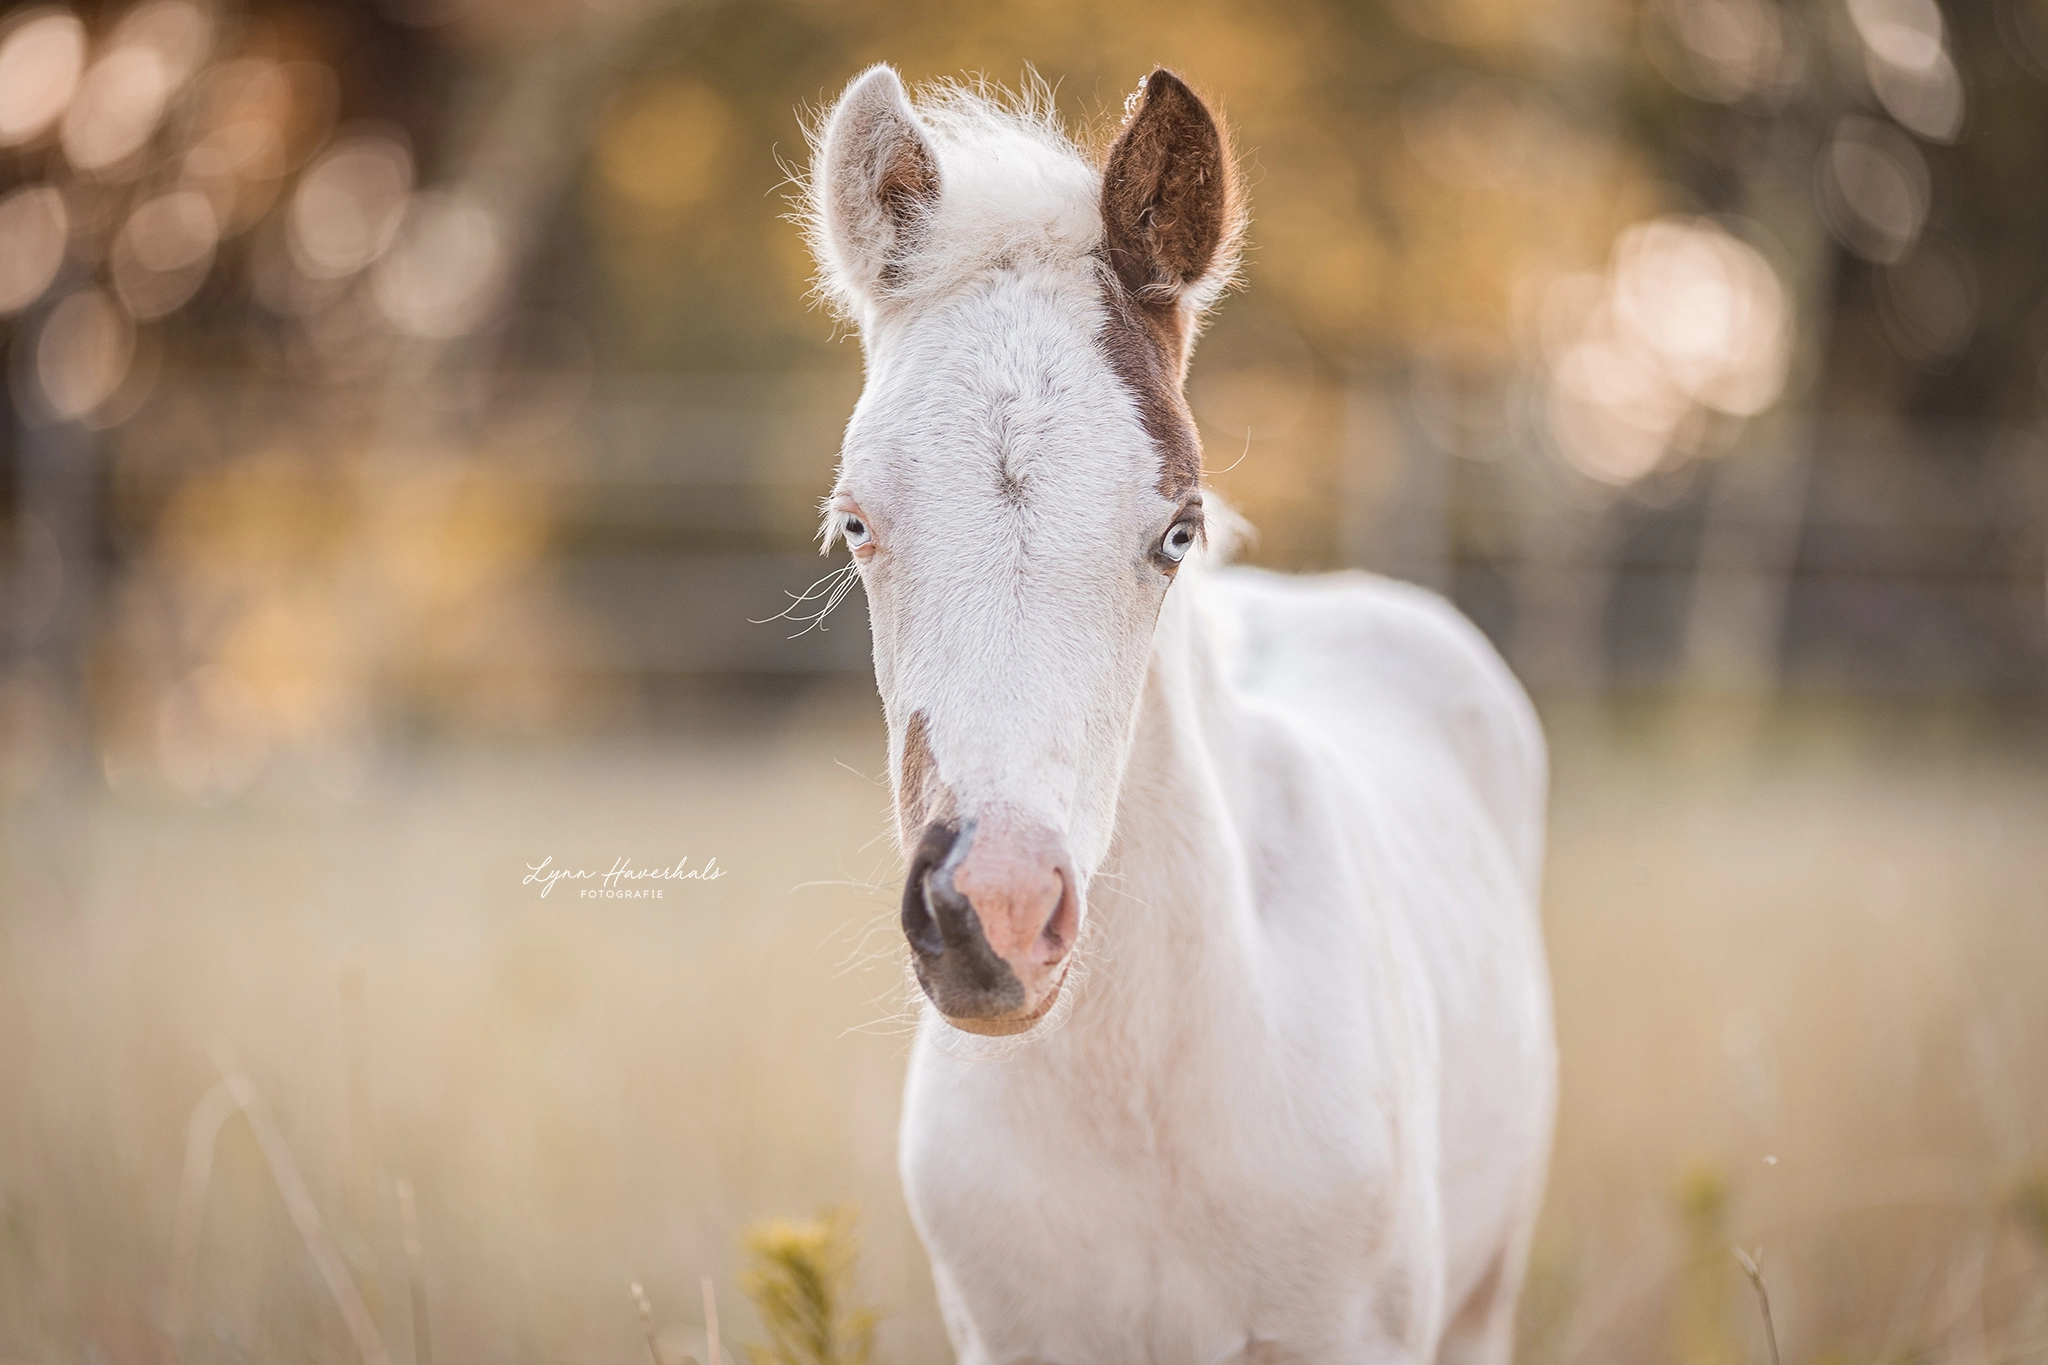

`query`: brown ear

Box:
[1100,69,1237,304]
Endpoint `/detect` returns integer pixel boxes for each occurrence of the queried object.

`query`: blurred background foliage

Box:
[1,1,2045,1363]
[0,0,2042,797]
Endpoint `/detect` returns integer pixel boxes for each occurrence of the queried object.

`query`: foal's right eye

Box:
[843,515,873,549]
[1158,520,1199,565]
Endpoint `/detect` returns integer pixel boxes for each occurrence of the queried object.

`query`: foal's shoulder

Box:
[1200,567,1509,703]
[1197,567,1546,878]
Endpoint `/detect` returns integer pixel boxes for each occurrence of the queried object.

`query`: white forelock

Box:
[802,74,1105,323]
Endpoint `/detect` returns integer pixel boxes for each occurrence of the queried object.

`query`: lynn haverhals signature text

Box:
[522,856,727,899]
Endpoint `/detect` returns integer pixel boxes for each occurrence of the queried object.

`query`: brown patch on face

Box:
[1096,265,1202,499]
[895,709,952,843]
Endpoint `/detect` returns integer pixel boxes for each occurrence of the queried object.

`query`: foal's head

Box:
[806,67,1240,1035]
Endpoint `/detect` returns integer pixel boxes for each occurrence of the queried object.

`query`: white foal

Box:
[804,66,1556,1364]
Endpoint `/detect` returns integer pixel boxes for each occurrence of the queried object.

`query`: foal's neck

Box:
[1072,578,1264,1048]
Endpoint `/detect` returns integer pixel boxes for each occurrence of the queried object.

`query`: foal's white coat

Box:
[807,69,1555,1364]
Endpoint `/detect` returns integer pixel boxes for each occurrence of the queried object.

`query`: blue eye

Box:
[1159,520,1197,564]
[843,515,872,548]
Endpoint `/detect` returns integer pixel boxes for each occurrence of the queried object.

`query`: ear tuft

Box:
[1100,69,1241,311]
[808,65,943,317]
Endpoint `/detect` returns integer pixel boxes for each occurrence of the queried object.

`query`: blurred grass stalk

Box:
[165,1067,391,1365]
[1731,1248,1780,1365]
[705,1274,725,1365]
[738,1206,878,1365]
[631,1280,663,1365]
[396,1178,431,1365]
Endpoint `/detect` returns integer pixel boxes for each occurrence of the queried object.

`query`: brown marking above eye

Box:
[1096,264,1202,500]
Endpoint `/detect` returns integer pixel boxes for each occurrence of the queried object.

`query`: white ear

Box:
[809,65,942,317]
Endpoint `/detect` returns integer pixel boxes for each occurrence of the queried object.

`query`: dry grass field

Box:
[1,688,2043,1364]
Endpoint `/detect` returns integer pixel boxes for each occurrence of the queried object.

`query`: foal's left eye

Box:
[842,515,872,549]
[1158,520,1199,565]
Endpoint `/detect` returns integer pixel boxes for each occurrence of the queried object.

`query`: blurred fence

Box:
[558,374,2047,696]
[1344,376,2048,696]
[517,372,873,676]
[15,366,2040,757]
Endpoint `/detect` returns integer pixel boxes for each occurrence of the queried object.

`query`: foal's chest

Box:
[904,1051,1412,1363]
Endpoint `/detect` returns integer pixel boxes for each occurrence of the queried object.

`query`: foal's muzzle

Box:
[902,817,1076,1036]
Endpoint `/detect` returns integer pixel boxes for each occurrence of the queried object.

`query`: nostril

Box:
[902,877,943,958]
[900,819,962,960]
[1032,867,1078,964]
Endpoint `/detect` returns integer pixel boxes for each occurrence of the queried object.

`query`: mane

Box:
[798,74,1108,322]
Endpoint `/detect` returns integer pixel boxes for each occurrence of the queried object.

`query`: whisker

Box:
[750,561,862,637]
[833,758,888,787]
[1205,427,1253,478]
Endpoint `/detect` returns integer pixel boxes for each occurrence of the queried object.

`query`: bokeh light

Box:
[110,189,220,319]
[1847,0,1945,70]
[0,8,86,146]
[1847,0,1964,141]
[30,286,134,420]
[1866,48,1964,143]
[1644,0,1787,106]
[1819,115,1930,264]
[60,43,174,175]
[286,131,414,278]
[1878,239,1977,368]
[0,184,69,314]
[109,0,214,91]
[1612,219,1789,416]
[184,59,335,234]
[372,190,507,337]
[1544,217,1790,484]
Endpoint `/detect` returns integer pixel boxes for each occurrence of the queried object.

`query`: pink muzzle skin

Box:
[901,812,1078,1035]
